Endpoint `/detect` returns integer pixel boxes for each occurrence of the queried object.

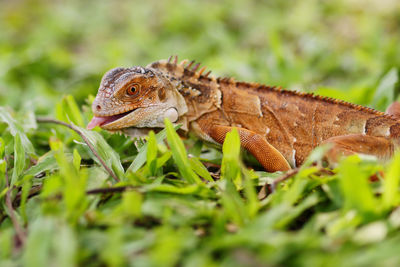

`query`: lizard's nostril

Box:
[96,105,102,111]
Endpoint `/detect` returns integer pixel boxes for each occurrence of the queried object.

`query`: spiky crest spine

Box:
[150,56,391,119]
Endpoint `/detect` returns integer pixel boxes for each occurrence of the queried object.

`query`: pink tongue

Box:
[87,113,129,129]
[87,116,110,130]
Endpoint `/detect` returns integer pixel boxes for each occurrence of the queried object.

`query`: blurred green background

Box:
[2,1,400,266]
[1,0,400,114]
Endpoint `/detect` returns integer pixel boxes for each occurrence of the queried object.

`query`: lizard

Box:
[87,56,400,172]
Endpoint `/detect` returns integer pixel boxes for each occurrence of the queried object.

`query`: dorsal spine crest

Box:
[149,56,390,119]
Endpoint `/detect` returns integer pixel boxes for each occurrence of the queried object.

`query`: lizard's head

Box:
[87,66,187,132]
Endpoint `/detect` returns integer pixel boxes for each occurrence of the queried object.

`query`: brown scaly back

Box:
[148,56,400,142]
[147,56,222,121]
[149,56,391,119]
[231,80,386,117]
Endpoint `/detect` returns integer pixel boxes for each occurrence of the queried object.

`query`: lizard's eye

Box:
[126,84,140,96]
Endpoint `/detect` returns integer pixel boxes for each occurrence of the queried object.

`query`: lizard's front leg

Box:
[205,125,291,172]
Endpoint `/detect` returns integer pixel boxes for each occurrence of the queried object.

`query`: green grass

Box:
[1,0,400,266]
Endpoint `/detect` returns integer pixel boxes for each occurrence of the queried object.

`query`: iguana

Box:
[87,56,400,172]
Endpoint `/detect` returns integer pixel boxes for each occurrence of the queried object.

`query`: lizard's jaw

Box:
[87,105,179,131]
[87,110,135,130]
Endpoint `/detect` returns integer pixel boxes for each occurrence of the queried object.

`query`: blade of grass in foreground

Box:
[164,118,202,184]
[50,138,88,224]
[127,125,180,173]
[221,128,241,184]
[220,128,259,224]
[146,131,158,176]
[0,107,34,154]
[56,94,85,127]
[11,133,26,187]
[80,128,125,181]
[338,155,378,217]
[382,151,400,210]
[189,157,213,182]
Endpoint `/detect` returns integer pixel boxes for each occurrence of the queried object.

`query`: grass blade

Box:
[189,157,213,182]
[56,95,85,127]
[146,131,158,176]
[221,128,241,184]
[81,128,124,181]
[164,118,201,184]
[338,155,377,216]
[382,152,400,210]
[11,133,26,186]
[0,107,34,154]
[127,126,179,173]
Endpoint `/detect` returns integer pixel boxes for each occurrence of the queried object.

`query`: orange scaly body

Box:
[88,57,400,171]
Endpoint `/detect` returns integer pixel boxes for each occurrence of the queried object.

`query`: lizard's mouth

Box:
[87,110,134,130]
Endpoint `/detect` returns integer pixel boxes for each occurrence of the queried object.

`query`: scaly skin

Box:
[88,56,400,172]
